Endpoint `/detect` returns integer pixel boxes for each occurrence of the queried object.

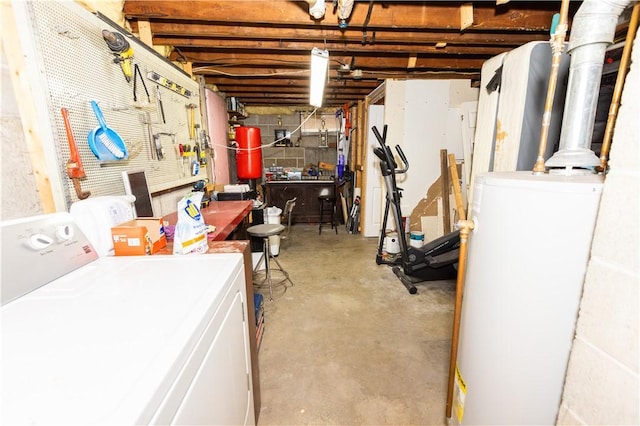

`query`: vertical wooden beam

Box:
[359,99,370,234]
[138,19,194,78]
[137,20,153,47]
[359,82,385,234]
[182,61,193,77]
[2,1,57,213]
[354,101,364,187]
[440,149,451,233]
[460,3,474,31]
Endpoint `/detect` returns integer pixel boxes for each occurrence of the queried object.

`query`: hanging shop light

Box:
[309,47,329,107]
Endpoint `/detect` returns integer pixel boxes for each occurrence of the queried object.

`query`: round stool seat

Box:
[247,223,285,238]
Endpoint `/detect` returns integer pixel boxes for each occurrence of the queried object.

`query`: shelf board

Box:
[228,111,247,120]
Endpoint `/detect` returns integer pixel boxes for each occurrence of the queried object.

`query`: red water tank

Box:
[235,126,263,179]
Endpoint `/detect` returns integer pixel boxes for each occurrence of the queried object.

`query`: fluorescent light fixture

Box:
[310,47,329,107]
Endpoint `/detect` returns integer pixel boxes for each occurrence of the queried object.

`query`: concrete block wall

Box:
[557,32,639,425]
[242,113,300,147]
[243,113,337,171]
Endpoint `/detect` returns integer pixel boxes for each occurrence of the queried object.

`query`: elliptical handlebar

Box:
[394,145,408,173]
[372,125,408,175]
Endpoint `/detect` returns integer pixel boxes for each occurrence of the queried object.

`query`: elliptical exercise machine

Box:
[372,125,460,294]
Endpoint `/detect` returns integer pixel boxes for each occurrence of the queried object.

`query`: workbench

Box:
[163,200,254,241]
[265,180,340,223]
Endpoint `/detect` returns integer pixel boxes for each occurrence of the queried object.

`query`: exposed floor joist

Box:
[123,1,582,108]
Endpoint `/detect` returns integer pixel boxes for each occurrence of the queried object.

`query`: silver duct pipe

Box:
[546,0,634,169]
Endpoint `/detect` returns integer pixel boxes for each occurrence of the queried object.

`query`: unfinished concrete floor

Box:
[253,223,456,425]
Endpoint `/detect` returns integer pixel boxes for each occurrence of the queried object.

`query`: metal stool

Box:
[247,224,294,300]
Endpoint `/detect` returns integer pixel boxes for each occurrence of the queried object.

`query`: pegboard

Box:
[26,1,205,207]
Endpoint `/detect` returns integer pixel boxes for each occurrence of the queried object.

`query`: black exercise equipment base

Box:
[372,124,460,294]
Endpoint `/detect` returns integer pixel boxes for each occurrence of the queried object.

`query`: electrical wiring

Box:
[210,107,319,152]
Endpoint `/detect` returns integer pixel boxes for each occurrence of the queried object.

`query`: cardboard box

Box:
[318,161,335,171]
[111,218,167,256]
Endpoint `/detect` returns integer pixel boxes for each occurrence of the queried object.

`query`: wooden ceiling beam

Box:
[133,22,550,46]
[214,85,379,92]
[205,76,380,87]
[153,37,511,56]
[123,1,567,31]
[122,1,564,106]
[182,53,486,70]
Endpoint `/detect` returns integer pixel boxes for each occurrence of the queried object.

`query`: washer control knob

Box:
[56,224,74,241]
[28,233,54,250]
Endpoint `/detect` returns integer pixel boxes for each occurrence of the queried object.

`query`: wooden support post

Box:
[137,20,153,47]
[460,3,474,31]
[2,1,57,213]
[440,149,451,233]
[448,153,465,221]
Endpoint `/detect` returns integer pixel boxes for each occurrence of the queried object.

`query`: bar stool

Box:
[318,194,337,234]
[318,179,338,235]
[247,223,294,300]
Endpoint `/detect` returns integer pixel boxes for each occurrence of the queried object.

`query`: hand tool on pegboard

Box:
[144,111,156,160]
[156,86,166,124]
[132,63,151,109]
[61,108,90,200]
[152,133,164,160]
[194,124,207,166]
[186,103,197,141]
[101,30,134,83]
[88,101,128,160]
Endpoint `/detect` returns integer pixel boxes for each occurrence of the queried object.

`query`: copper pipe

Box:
[598,1,640,172]
[445,153,472,419]
[533,0,571,173]
[445,219,474,420]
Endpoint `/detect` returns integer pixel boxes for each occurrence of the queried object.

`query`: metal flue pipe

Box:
[598,2,640,172]
[546,0,634,170]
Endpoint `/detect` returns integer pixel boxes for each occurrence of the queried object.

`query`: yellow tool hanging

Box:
[101,30,133,82]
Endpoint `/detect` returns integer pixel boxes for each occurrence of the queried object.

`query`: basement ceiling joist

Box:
[123,0,582,108]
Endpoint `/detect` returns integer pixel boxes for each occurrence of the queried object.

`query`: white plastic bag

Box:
[173,192,208,255]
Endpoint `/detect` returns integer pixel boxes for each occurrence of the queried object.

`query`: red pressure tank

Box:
[235,126,263,179]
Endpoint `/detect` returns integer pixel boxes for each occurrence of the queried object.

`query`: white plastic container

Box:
[409,231,424,248]
[384,231,400,254]
[266,206,282,255]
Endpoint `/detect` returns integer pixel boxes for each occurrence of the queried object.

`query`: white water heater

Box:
[453,171,603,425]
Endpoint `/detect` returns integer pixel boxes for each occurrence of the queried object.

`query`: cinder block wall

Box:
[242,113,337,171]
[557,32,639,424]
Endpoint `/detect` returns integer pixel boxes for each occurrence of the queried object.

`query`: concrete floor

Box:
[253,223,456,425]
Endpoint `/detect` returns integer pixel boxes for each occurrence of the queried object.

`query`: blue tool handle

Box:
[90,101,109,131]
[550,13,560,36]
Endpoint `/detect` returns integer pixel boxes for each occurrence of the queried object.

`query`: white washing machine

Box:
[1,212,255,425]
